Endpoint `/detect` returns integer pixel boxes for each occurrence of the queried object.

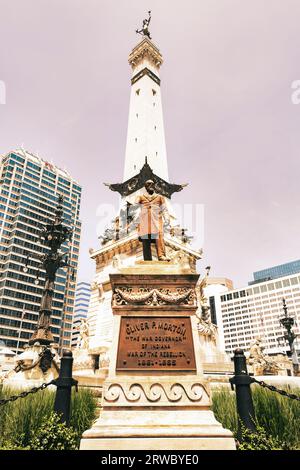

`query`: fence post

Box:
[229,348,256,439]
[53,350,78,426]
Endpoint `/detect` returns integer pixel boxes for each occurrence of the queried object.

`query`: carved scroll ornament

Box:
[104,382,204,404]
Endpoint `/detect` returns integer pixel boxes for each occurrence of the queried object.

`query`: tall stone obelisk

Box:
[123,37,169,182]
[87,34,201,358]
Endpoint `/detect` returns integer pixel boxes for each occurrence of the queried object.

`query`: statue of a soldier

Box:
[135,180,171,261]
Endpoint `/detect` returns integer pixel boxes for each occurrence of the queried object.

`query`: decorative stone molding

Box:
[104,381,208,407]
[169,249,196,272]
[73,349,94,371]
[129,38,163,70]
[99,350,110,369]
[112,287,195,307]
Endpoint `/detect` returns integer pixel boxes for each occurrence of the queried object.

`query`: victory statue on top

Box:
[136,11,152,40]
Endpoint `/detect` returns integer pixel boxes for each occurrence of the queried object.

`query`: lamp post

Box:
[279,298,299,375]
[23,195,73,347]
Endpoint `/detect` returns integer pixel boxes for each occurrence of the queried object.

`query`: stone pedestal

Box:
[80,261,235,450]
[72,348,95,376]
[3,344,59,390]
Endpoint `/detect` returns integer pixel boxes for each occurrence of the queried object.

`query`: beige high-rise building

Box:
[210,268,300,357]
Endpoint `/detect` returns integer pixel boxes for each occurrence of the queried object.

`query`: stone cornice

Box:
[89,232,202,261]
[129,38,163,70]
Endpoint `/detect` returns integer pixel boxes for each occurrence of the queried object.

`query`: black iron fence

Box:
[229,348,300,439]
[0,349,78,426]
[1,346,299,435]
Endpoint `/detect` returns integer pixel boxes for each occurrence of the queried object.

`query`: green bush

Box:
[212,385,300,450]
[29,412,77,450]
[0,438,30,450]
[237,423,288,451]
[70,387,98,445]
[0,386,97,450]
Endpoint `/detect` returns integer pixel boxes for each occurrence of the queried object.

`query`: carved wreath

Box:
[113,287,195,306]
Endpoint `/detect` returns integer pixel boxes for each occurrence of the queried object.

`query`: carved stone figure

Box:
[195,267,211,322]
[135,180,171,261]
[99,350,110,369]
[248,338,281,375]
[91,281,104,302]
[77,319,90,350]
[195,267,216,340]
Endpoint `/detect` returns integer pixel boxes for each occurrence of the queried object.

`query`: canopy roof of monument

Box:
[104,160,187,199]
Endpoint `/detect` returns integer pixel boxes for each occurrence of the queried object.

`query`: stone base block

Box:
[80,436,236,450]
[80,409,236,450]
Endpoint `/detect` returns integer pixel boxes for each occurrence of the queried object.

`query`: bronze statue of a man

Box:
[135,180,170,261]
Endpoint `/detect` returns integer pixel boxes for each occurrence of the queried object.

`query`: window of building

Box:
[27,161,41,172]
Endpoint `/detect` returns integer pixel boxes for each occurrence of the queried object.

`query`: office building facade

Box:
[214,272,300,356]
[0,149,82,352]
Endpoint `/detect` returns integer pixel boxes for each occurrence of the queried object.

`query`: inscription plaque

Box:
[116,316,196,371]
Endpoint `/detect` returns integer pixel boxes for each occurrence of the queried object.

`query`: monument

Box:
[87,13,201,364]
[81,261,235,449]
[80,15,235,450]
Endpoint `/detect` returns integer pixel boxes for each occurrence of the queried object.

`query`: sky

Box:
[0,0,300,288]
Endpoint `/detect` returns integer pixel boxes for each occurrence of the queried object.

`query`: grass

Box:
[212,385,300,449]
[1,383,299,450]
[0,386,97,449]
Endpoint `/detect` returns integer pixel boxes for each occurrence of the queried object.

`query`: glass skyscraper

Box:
[251,260,300,284]
[0,149,82,352]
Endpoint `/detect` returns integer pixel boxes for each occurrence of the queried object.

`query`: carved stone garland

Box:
[113,287,195,306]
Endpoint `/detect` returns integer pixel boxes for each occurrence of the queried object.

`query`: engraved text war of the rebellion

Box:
[116,316,196,371]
